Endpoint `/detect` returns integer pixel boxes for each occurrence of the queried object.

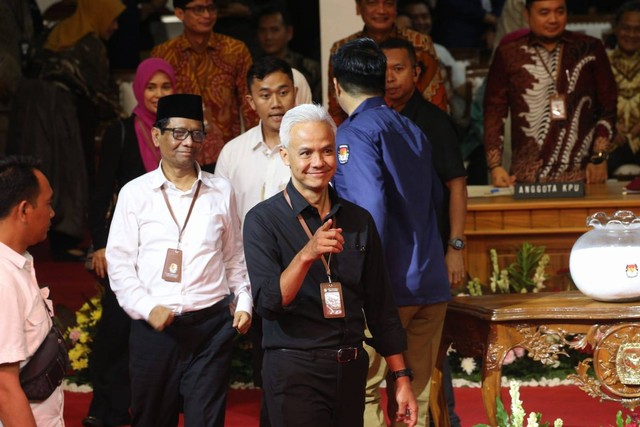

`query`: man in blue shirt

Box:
[332,38,450,427]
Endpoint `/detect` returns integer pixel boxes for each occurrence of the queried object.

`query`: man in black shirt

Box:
[243,103,418,427]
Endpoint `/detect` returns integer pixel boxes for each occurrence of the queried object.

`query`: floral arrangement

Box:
[64,295,102,385]
[466,243,549,296]
[474,380,563,427]
[451,243,590,383]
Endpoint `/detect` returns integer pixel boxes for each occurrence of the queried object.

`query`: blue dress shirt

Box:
[333,97,450,306]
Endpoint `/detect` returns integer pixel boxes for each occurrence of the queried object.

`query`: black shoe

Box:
[82,416,105,427]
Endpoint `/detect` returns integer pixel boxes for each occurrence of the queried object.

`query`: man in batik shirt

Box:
[151,0,258,170]
[607,1,640,176]
[327,0,448,125]
[484,0,617,185]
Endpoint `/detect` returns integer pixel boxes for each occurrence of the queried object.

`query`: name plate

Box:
[513,181,585,199]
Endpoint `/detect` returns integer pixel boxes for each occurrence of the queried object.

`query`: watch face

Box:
[450,239,465,250]
[590,152,608,165]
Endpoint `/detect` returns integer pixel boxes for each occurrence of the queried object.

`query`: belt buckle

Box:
[336,347,357,363]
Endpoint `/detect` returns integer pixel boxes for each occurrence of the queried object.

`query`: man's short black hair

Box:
[400,0,431,11]
[615,0,640,26]
[173,0,197,10]
[525,0,565,9]
[332,38,386,97]
[380,37,418,67]
[246,56,294,92]
[254,5,293,28]
[0,156,42,219]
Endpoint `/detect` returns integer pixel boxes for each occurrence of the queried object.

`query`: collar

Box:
[611,47,640,61]
[284,181,341,220]
[359,24,399,41]
[0,241,32,271]
[150,161,204,191]
[395,89,422,115]
[348,96,388,122]
[176,32,220,53]
[249,122,279,152]
[527,30,573,48]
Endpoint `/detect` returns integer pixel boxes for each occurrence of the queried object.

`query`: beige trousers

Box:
[363,302,447,427]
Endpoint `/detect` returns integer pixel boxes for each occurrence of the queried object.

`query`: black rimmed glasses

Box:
[161,127,206,143]
[182,4,218,16]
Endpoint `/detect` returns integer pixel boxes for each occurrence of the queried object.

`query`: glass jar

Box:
[569,210,640,302]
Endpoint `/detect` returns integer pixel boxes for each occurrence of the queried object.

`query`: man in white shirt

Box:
[215,55,297,427]
[0,156,63,426]
[106,94,252,427]
[216,56,297,224]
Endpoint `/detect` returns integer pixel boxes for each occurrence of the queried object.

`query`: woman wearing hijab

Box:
[83,57,176,427]
[8,0,126,261]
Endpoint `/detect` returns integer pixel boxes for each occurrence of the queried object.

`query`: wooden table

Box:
[464,182,640,289]
[431,291,640,427]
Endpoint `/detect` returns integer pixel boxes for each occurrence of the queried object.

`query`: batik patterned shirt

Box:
[608,48,640,154]
[151,33,259,165]
[484,31,617,183]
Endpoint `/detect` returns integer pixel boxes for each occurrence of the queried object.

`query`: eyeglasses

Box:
[182,4,218,16]
[161,127,206,143]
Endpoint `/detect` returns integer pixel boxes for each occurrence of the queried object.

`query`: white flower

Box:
[526,412,539,427]
[554,419,563,427]
[460,357,477,375]
[509,380,525,427]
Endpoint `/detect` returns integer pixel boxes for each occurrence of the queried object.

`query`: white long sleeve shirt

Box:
[106,164,252,320]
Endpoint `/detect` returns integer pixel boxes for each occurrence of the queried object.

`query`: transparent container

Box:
[569,210,640,302]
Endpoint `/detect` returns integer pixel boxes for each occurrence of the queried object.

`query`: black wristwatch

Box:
[391,368,414,382]
[448,238,465,250]
[590,151,609,165]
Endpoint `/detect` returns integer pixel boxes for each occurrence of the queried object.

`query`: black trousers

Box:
[87,276,132,425]
[263,347,368,427]
[129,298,236,427]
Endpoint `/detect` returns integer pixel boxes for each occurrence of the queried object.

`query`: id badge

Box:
[162,248,182,282]
[320,282,345,318]
[550,94,566,120]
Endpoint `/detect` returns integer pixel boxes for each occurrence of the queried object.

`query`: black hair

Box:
[332,38,386,96]
[154,117,170,130]
[379,37,418,67]
[246,56,294,92]
[615,1,640,26]
[254,5,293,28]
[525,0,565,9]
[173,0,195,10]
[0,156,42,219]
[400,0,431,12]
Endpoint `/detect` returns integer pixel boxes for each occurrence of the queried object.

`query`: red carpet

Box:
[61,386,625,426]
[31,252,626,426]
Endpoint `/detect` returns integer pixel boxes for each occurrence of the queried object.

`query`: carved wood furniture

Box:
[464,182,640,291]
[431,291,640,427]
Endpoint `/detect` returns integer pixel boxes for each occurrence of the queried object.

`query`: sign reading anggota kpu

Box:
[513,181,585,199]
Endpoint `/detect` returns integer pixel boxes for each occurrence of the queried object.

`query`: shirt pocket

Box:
[334,247,366,286]
[25,298,50,354]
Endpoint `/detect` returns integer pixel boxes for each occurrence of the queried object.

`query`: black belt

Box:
[275,346,361,364]
[172,294,233,326]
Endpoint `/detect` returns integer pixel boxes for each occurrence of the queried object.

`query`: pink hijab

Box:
[132,58,176,172]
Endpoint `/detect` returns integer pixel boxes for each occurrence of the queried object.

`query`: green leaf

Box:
[495,397,510,427]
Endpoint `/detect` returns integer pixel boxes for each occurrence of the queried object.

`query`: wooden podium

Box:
[464,182,640,289]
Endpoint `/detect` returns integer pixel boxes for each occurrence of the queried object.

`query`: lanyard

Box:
[283,189,334,283]
[534,44,563,94]
[160,180,202,248]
